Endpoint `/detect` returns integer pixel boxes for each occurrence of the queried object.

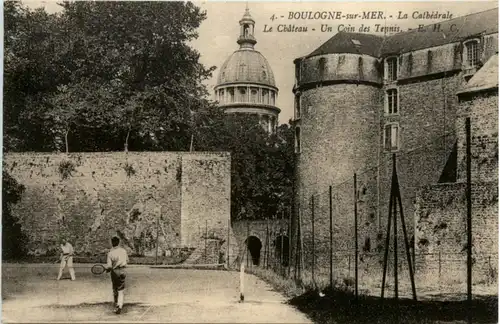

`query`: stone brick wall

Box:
[414,182,498,285]
[180,154,231,247]
[299,53,381,85]
[4,152,233,259]
[295,82,380,268]
[456,92,499,183]
[376,73,462,256]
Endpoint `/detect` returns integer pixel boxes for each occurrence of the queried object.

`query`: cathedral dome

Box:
[216,49,276,88]
[214,7,280,134]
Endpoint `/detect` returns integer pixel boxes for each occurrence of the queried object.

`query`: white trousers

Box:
[57,256,76,280]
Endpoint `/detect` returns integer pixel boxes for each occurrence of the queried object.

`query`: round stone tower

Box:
[215,8,280,133]
[292,32,384,263]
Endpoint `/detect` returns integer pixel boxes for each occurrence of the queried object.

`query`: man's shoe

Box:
[114,307,122,314]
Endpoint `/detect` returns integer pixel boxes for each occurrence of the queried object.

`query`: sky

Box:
[23,1,498,124]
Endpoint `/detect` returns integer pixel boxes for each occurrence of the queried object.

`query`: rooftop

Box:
[303,8,498,59]
[457,53,498,95]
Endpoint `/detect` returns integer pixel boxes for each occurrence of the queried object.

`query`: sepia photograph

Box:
[2,1,499,323]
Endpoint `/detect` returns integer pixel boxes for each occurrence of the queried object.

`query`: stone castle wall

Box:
[295,82,380,267]
[414,182,498,286]
[456,92,499,183]
[4,152,233,259]
[292,31,498,284]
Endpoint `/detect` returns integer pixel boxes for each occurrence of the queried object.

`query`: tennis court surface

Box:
[2,263,311,323]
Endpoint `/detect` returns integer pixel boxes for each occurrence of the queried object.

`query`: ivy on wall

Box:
[58,160,76,180]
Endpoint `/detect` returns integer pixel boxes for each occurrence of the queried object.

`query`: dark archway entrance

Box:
[245,236,262,266]
[274,235,290,267]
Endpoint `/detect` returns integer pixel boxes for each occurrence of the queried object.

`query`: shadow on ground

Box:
[289,286,498,324]
[43,302,148,309]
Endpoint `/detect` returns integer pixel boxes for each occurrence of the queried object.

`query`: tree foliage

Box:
[193,109,295,220]
[4,1,214,152]
[2,169,28,259]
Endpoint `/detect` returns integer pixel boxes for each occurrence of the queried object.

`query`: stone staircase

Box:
[182,227,240,267]
[183,239,221,264]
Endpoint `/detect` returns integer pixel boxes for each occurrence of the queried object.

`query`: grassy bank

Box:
[246,267,498,324]
[290,287,498,324]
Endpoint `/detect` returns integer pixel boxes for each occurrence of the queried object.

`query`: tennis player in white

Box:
[57,238,76,281]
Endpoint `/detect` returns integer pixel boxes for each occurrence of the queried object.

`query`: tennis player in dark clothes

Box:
[105,236,129,314]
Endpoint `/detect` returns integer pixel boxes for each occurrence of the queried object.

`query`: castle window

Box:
[228,88,235,103]
[318,57,326,79]
[295,127,301,153]
[384,123,400,152]
[427,50,433,71]
[262,70,267,80]
[358,57,364,79]
[294,94,301,119]
[407,53,413,74]
[270,91,275,105]
[385,89,398,115]
[363,237,371,252]
[385,57,398,82]
[295,62,301,84]
[464,40,480,68]
[219,89,224,103]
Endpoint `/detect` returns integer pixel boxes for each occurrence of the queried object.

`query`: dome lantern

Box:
[237,8,257,49]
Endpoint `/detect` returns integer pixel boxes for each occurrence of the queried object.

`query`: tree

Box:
[4,1,65,151]
[4,1,215,152]
[2,169,27,259]
[193,109,295,221]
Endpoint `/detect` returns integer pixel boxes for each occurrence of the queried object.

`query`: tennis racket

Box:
[91,264,107,275]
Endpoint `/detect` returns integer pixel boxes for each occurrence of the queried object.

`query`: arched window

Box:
[219,89,224,103]
[262,70,267,80]
[239,88,246,102]
[262,89,269,104]
[244,24,249,37]
[251,88,258,103]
